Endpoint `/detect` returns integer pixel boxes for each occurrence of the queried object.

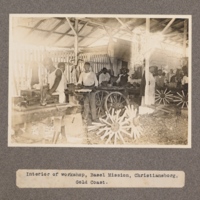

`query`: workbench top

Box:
[12,103,81,126]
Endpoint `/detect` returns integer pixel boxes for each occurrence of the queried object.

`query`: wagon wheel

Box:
[104,92,129,115]
[155,88,174,105]
[95,90,109,118]
[174,90,188,108]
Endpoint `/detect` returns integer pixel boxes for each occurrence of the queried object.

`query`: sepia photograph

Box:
[9,14,191,147]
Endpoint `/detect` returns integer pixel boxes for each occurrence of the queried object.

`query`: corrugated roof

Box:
[12,17,189,49]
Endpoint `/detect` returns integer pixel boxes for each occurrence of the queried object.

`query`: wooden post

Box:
[183,19,187,57]
[144,18,150,105]
[74,19,78,65]
[66,18,78,65]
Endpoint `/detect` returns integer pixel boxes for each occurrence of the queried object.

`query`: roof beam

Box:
[78,22,88,33]
[25,19,46,38]
[66,17,77,35]
[150,19,169,32]
[183,19,187,56]
[44,19,66,39]
[18,25,77,36]
[53,28,72,44]
[116,18,133,34]
[77,26,99,44]
[151,18,185,34]
[162,18,176,34]
[76,17,133,35]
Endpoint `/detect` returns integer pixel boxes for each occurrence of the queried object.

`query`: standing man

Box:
[147,66,156,105]
[99,67,110,86]
[77,62,98,123]
[47,62,66,103]
[43,58,67,144]
[42,57,66,104]
[167,69,174,83]
[155,69,166,89]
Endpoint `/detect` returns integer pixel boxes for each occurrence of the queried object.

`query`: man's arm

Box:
[48,69,62,94]
[77,72,83,85]
[107,73,111,82]
[116,75,121,83]
[94,73,98,87]
[99,73,103,85]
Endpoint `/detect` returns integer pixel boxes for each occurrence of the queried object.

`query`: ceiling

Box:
[12,16,189,49]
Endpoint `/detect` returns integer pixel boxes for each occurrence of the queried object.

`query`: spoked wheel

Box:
[95,90,109,118]
[174,90,188,108]
[104,92,129,115]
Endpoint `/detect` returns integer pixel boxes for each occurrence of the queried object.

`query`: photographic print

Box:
[9,14,191,147]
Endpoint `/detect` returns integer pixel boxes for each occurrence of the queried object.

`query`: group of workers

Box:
[42,60,110,124]
[140,64,188,106]
[154,67,188,90]
[43,58,188,124]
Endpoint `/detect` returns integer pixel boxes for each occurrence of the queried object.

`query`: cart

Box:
[94,85,140,118]
[68,84,140,118]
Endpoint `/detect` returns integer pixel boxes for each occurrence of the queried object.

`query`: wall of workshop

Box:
[10,45,112,95]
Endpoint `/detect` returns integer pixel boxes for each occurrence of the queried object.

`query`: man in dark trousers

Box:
[43,57,67,144]
[77,62,98,124]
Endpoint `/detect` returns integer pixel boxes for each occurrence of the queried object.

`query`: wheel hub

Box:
[160,94,165,98]
[111,122,120,132]
[114,103,122,109]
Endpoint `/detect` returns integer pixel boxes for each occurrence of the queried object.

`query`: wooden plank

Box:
[53,28,73,45]
[162,18,176,34]
[44,19,66,39]
[19,25,78,36]
[78,26,99,44]
[74,19,79,65]
[25,19,46,38]
[12,104,81,126]
[116,18,133,34]
[78,22,88,33]
[183,19,187,57]
[144,18,150,105]
[66,18,77,35]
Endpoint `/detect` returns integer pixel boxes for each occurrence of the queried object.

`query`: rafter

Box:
[77,26,99,44]
[78,22,88,33]
[25,19,46,38]
[162,18,176,34]
[53,28,72,44]
[44,19,66,39]
[66,17,77,35]
[18,25,75,36]
[116,18,133,34]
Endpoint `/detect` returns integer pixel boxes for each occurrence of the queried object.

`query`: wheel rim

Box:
[104,92,129,115]
[95,91,109,118]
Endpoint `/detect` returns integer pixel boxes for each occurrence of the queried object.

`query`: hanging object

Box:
[155,89,173,104]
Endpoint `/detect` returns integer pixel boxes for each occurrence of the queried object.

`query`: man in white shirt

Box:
[99,68,110,86]
[43,58,67,144]
[77,62,98,123]
[182,66,188,91]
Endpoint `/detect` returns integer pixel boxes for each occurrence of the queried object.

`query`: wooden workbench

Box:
[11,103,81,133]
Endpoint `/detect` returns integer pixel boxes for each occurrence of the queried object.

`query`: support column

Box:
[74,19,78,65]
[183,19,187,57]
[144,18,150,105]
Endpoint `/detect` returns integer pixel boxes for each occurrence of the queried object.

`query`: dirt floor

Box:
[11,104,188,146]
[87,105,188,146]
